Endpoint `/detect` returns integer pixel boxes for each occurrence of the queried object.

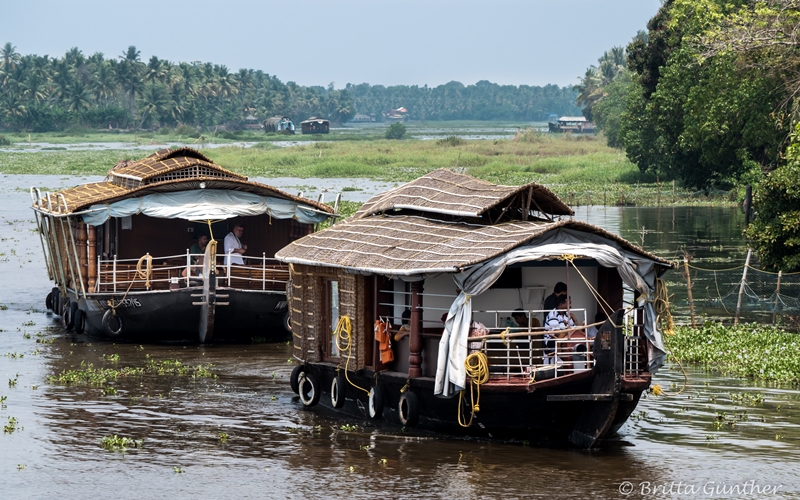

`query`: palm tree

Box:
[118,46,143,127]
[0,43,20,72]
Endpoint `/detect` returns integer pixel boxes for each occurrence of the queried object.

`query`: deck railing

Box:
[95,252,289,293]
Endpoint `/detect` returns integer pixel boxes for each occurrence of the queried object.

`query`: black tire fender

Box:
[102,309,123,336]
[399,390,419,427]
[73,308,85,334]
[283,312,292,333]
[45,291,54,311]
[331,373,347,408]
[65,301,78,330]
[290,365,305,395]
[298,372,321,407]
[368,385,384,420]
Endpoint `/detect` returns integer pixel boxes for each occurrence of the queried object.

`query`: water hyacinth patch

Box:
[47,358,217,386]
[667,323,800,383]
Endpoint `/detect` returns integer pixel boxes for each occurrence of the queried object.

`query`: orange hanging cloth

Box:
[374,319,395,364]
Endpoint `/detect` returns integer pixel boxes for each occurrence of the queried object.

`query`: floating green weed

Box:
[102,353,120,362]
[218,432,228,443]
[668,323,800,383]
[100,434,143,451]
[339,424,358,432]
[4,417,19,434]
[173,466,184,473]
[48,358,217,386]
[8,375,18,387]
[0,395,6,407]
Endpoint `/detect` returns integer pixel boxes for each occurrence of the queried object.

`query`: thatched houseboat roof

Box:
[33,148,333,216]
[276,171,669,275]
[353,169,573,221]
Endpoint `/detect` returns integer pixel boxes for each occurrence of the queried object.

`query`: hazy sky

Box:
[6,0,661,89]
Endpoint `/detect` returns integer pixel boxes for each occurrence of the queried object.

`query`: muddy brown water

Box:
[2,175,799,498]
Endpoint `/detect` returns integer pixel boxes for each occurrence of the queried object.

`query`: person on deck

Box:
[224,224,247,266]
[543,282,568,312]
[509,308,541,330]
[183,234,209,277]
[543,296,584,364]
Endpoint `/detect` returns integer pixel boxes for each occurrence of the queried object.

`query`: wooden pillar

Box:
[408,281,424,378]
[78,222,88,290]
[87,225,97,290]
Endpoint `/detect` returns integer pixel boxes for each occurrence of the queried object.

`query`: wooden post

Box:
[78,222,88,291]
[408,281,424,378]
[744,185,752,228]
[734,248,752,325]
[773,271,782,325]
[657,176,661,206]
[684,257,696,328]
[87,225,97,290]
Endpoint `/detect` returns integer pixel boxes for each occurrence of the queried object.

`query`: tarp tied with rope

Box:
[435,227,668,398]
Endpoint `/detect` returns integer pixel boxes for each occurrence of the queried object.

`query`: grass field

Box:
[0,127,737,207]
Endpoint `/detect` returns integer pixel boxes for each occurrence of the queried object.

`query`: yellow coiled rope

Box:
[334,315,370,395]
[107,253,153,314]
[458,351,489,428]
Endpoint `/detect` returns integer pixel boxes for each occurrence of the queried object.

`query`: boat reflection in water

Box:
[276,170,672,447]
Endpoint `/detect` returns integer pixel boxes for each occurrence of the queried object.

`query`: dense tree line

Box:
[345,80,580,121]
[0,43,580,132]
[581,0,800,271]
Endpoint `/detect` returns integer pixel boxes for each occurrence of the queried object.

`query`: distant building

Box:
[548,116,595,134]
[264,116,295,134]
[244,114,261,130]
[301,117,330,135]
[384,107,408,122]
[350,114,375,123]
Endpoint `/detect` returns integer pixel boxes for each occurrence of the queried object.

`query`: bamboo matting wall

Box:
[290,264,369,370]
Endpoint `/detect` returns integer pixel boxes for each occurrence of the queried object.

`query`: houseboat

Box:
[264,116,295,134]
[300,117,330,135]
[275,169,672,447]
[548,116,596,134]
[31,147,335,343]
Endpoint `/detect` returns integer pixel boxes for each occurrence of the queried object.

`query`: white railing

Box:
[95,251,289,292]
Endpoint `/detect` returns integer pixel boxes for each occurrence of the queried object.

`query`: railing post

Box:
[408,281,423,378]
[113,255,117,293]
[262,252,266,291]
[87,224,97,291]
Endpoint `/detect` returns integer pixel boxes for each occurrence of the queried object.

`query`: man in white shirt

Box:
[224,224,247,265]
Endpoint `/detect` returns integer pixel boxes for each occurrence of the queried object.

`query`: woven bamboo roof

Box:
[353,169,573,220]
[275,214,670,275]
[33,148,333,216]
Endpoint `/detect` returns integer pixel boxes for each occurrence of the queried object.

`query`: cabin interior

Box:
[291,259,625,380]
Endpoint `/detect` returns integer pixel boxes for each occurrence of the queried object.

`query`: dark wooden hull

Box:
[294,320,649,447]
[56,286,289,342]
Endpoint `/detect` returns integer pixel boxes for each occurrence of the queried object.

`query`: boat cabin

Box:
[301,117,330,134]
[264,116,295,134]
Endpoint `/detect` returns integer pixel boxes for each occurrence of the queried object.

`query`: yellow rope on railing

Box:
[458,351,489,428]
[107,253,153,314]
[334,315,370,395]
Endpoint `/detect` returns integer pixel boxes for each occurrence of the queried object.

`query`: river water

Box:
[2,176,798,498]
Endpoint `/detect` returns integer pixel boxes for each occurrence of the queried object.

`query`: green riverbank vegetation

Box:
[0,130,737,207]
[667,323,800,384]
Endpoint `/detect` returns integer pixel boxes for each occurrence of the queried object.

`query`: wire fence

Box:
[663,251,800,329]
